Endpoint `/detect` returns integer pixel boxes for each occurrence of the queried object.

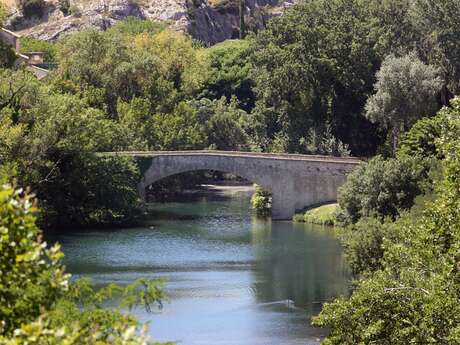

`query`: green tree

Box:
[338,155,435,223]
[152,102,206,150]
[0,69,41,117]
[0,181,167,344]
[314,98,460,344]
[412,0,460,93]
[251,0,381,155]
[0,43,16,69]
[132,29,209,97]
[366,0,420,57]
[38,155,142,229]
[55,27,207,118]
[398,112,446,159]
[116,97,152,150]
[299,124,350,157]
[250,185,271,216]
[0,70,141,229]
[189,97,250,150]
[202,39,255,111]
[55,29,175,117]
[365,52,442,153]
[340,217,392,276]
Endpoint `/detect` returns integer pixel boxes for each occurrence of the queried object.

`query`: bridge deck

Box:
[100,150,362,165]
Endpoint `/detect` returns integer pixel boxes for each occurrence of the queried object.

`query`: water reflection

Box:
[250,219,349,314]
[51,186,350,345]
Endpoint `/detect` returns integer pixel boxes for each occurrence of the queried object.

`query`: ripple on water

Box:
[51,186,350,345]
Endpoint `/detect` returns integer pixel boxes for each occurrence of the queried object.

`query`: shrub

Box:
[338,155,435,222]
[340,217,389,276]
[398,111,448,159]
[251,185,271,216]
[0,182,68,334]
[108,17,166,36]
[0,181,167,343]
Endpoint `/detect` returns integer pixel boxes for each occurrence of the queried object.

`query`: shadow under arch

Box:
[138,163,274,202]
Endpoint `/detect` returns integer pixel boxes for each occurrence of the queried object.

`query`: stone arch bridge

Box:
[105,151,361,220]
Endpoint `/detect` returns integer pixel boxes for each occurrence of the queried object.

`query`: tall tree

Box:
[365,52,441,153]
[412,0,460,93]
[251,0,381,155]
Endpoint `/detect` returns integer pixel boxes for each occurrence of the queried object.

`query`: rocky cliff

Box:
[5,0,296,45]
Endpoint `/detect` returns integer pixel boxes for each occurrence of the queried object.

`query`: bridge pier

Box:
[271,196,296,220]
[270,178,296,220]
[137,181,147,202]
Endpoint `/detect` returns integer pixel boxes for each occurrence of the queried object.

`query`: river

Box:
[53,185,350,345]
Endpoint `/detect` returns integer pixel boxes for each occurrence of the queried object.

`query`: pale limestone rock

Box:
[7,0,297,45]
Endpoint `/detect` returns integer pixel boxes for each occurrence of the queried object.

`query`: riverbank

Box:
[293,203,339,226]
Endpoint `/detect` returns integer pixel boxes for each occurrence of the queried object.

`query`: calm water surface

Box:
[53,186,350,345]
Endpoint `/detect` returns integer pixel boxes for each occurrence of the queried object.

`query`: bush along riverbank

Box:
[293,203,339,226]
[251,185,272,216]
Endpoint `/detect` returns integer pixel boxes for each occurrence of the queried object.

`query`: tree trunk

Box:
[392,124,400,155]
[239,0,246,39]
[439,83,454,107]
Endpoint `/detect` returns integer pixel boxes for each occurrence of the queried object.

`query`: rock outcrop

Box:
[5,0,296,45]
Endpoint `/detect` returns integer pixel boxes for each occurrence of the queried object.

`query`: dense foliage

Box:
[201,39,255,112]
[0,182,167,344]
[20,37,57,63]
[0,42,15,69]
[251,0,381,155]
[313,100,460,343]
[0,68,142,228]
[0,183,68,334]
[337,155,435,223]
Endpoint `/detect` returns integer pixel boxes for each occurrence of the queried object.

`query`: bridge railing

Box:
[98,150,363,164]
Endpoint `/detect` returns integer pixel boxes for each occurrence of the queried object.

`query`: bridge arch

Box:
[141,167,274,197]
[139,157,275,197]
[128,151,361,220]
